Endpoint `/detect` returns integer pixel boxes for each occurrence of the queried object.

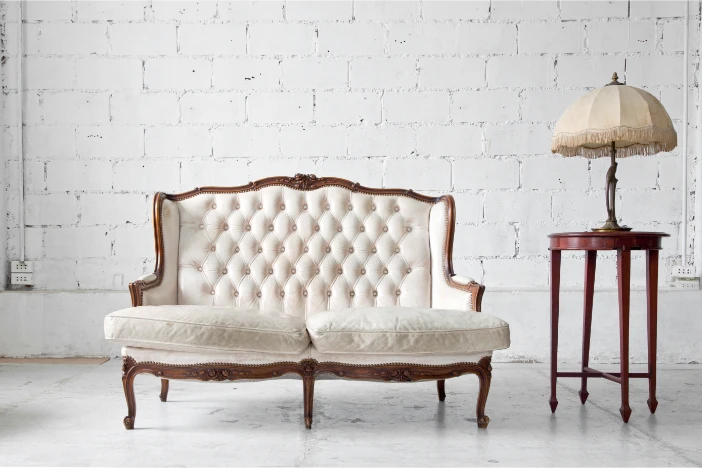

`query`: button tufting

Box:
[222,269,228,274]
[371,205,376,211]
[223,224,229,230]
[406,268,411,273]
[257,292,262,298]
[325,247,331,253]
[280,247,285,253]
[337,227,342,232]
[236,204,240,209]
[315,268,320,274]
[360,227,365,232]
[292,225,297,231]
[235,247,240,253]
[407,227,412,232]
[304,247,309,252]
[280,291,285,297]
[372,291,378,297]
[210,246,216,252]
[245,268,250,274]
[394,206,400,212]
[258,247,263,253]
[395,247,401,253]
[383,268,388,274]
[361,268,366,274]
[197,267,203,271]
[372,247,377,253]
[396,290,401,296]
[210,290,216,295]
[302,204,308,210]
[348,205,353,211]
[268,269,273,274]
[325,204,330,210]
[338,268,343,274]
[349,247,354,253]
[258,204,263,209]
[327,291,332,297]
[234,291,239,297]
[303,290,308,296]
[269,225,274,231]
[350,291,355,297]
[199,224,204,229]
[212,204,217,209]
[246,225,251,231]
[280,204,285,210]
[315,225,320,232]
[291,268,296,274]
[383,227,388,232]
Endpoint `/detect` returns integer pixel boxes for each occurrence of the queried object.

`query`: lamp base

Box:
[592,220,632,232]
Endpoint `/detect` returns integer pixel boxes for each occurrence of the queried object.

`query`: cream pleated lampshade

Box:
[552,74,677,158]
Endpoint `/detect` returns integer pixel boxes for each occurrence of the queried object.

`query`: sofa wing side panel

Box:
[429,197,485,312]
[129,195,180,307]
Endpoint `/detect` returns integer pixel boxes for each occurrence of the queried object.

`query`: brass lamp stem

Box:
[592,142,632,232]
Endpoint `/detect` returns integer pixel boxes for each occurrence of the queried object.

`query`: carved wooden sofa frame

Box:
[121,174,494,430]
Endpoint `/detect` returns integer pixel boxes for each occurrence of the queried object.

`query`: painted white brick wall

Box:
[0,0,696,292]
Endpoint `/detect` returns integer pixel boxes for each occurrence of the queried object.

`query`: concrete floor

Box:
[0,360,700,467]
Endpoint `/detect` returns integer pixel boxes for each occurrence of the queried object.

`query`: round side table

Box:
[548,231,669,423]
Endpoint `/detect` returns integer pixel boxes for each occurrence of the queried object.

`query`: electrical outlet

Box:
[11,272,33,285]
[672,278,700,289]
[11,260,33,273]
[673,266,696,278]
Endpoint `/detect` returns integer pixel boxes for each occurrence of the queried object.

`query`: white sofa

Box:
[105,174,510,430]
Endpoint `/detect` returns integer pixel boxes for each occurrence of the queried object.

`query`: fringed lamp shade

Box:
[551,73,677,231]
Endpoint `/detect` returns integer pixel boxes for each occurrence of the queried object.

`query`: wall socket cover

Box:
[11,272,34,285]
[673,266,696,278]
[11,260,34,273]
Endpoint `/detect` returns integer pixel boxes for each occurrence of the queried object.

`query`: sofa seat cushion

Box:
[105,306,310,354]
[306,307,509,355]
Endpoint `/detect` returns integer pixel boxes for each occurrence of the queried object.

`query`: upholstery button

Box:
[372,291,378,297]
[327,291,332,297]
[372,247,377,253]
[338,268,343,274]
[396,290,401,296]
[197,267,203,271]
[268,269,273,274]
[407,227,412,232]
[223,224,229,230]
[236,204,240,209]
[234,291,239,297]
[210,246,216,252]
[315,268,320,274]
[361,269,366,274]
[222,269,228,274]
[269,225,274,231]
[280,204,285,210]
[325,247,331,253]
[245,268,250,274]
[280,291,285,297]
[406,268,411,273]
[325,204,330,210]
[246,225,251,231]
[258,247,263,253]
[257,292,262,298]
[304,247,309,252]
[349,247,354,253]
[291,268,296,274]
[235,247,240,253]
[258,204,263,210]
[360,227,365,232]
[280,247,285,253]
[348,205,352,211]
[394,206,400,212]
[212,204,217,209]
[303,290,308,296]
[210,290,216,295]
[315,225,320,232]
[350,291,355,297]
[337,227,342,232]
[383,227,388,232]
[303,204,308,210]
[383,268,388,274]
[371,205,376,211]
[292,225,297,231]
[199,224,204,229]
[395,247,401,253]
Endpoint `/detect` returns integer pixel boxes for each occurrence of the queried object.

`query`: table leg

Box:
[550,249,561,413]
[646,250,659,414]
[617,249,632,423]
[580,250,597,404]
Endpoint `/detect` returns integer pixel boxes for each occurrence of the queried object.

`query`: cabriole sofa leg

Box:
[303,376,315,429]
[437,379,446,401]
[476,366,492,429]
[159,379,169,402]
[122,373,137,430]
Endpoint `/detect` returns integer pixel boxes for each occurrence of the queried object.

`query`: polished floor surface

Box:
[0,359,700,467]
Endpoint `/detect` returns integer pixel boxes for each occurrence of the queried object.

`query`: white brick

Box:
[33,260,78,289]
[485,192,551,223]
[454,158,519,190]
[384,91,449,124]
[484,258,548,287]
[454,225,516,257]
[76,259,145,290]
[521,90,584,122]
[453,90,519,123]
[487,56,552,88]
[553,192,609,223]
[75,58,143,90]
[558,55,626,88]
[519,224,587,256]
[76,127,144,160]
[145,127,211,158]
[351,58,416,89]
[44,227,112,259]
[457,23,517,54]
[354,1,420,20]
[145,58,211,90]
[25,24,108,55]
[109,24,176,56]
[286,0,353,20]
[385,159,451,191]
[47,161,112,192]
[218,1,284,20]
[560,1,629,19]
[111,92,179,125]
[114,224,155,260]
[348,126,416,157]
[490,0,559,20]
[419,58,484,89]
[627,56,684,86]
[213,58,281,90]
[23,126,75,160]
[388,23,457,55]
[519,22,582,54]
[24,1,72,20]
[179,24,246,55]
[282,58,348,89]
[316,158,384,187]
[113,160,180,192]
[280,126,347,157]
[43,93,110,125]
[249,23,315,56]
[658,156,682,189]
[485,124,551,155]
[25,194,79,225]
[316,92,381,125]
[662,19,699,52]
[247,92,313,124]
[318,23,384,55]
[630,1,686,18]
[76,1,146,21]
[180,93,246,124]
[213,127,280,158]
[591,156,658,189]
[587,20,655,53]
[417,125,482,157]
[422,1,489,20]
[6,159,45,192]
[522,157,589,190]
[180,160,249,189]
[452,193,483,224]
[24,58,74,90]
[620,191,681,223]
[151,1,217,21]
[249,158,316,181]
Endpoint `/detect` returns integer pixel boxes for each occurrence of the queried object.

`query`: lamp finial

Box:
[606,72,624,86]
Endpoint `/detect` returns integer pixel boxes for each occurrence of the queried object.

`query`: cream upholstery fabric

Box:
[105,306,310,354]
[176,187,432,316]
[122,346,491,366]
[141,198,179,306]
[306,307,510,355]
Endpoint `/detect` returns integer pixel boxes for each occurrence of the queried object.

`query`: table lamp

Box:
[551,73,678,231]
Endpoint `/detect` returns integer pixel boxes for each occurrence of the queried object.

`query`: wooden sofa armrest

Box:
[446,275,486,312]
